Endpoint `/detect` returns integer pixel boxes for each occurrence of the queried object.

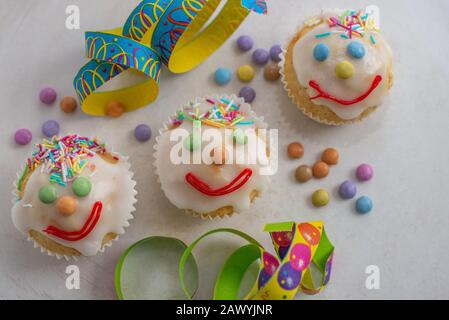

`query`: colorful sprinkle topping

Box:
[327,10,379,41]
[172,98,254,129]
[21,134,105,188]
[314,32,332,39]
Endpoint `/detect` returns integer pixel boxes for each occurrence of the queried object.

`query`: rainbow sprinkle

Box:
[20,134,105,188]
[315,32,332,39]
[172,98,254,129]
[328,10,379,41]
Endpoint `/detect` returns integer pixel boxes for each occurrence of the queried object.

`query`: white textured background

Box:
[1,0,448,299]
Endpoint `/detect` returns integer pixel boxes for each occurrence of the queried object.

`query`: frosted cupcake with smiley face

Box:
[11,134,137,259]
[154,95,271,219]
[281,9,393,125]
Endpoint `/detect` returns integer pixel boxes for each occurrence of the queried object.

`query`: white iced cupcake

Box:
[11,134,137,259]
[154,95,271,219]
[281,8,393,125]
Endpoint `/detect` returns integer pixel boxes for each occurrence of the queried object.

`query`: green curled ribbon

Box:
[115,221,334,300]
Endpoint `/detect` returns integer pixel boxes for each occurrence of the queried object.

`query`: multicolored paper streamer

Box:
[73,0,267,116]
[115,221,334,300]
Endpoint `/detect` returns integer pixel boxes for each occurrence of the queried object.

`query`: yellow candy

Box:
[237,65,255,82]
[335,61,354,79]
[312,189,330,207]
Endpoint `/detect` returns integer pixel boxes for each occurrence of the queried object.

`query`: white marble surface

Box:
[1,0,449,299]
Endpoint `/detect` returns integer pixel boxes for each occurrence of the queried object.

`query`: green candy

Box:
[312,189,330,207]
[183,133,201,152]
[38,185,57,204]
[233,129,248,145]
[72,176,92,197]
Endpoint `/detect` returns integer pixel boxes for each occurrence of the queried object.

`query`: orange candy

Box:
[60,96,78,113]
[287,142,304,159]
[57,196,77,216]
[106,101,125,118]
[312,161,329,178]
[321,148,339,165]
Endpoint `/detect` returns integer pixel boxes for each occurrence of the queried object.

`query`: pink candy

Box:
[356,163,374,181]
[39,87,57,105]
[14,128,32,145]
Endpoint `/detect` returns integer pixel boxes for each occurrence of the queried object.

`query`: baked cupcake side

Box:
[11,134,137,259]
[281,9,394,125]
[154,95,271,219]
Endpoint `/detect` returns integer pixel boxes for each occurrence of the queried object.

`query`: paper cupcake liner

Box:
[279,14,385,126]
[153,94,269,219]
[185,208,233,220]
[11,150,137,260]
[183,189,261,220]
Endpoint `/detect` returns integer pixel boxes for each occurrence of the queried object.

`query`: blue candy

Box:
[347,41,366,59]
[214,67,232,85]
[313,43,329,62]
[356,196,373,214]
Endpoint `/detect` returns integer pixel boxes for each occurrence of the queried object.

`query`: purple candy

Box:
[41,120,60,137]
[238,86,256,103]
[252,48,270,65]
[134,124,152,142]
[356,164,374,181]
[39,87,57,105]
[236,35,254,52]
[339,180,357,199]
[14,128,32,145]
[270,44,282,62]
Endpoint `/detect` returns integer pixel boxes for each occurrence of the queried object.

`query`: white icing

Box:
[154,95,271,214]
[11,153,136,256]
[292,9,393,120]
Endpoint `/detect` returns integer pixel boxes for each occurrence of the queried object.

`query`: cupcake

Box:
[11,134,137,259]
[281,9,393,125]
[154,95,271,219]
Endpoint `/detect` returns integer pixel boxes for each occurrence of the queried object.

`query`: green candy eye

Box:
[72,176,92,197]
[38,185,57,204]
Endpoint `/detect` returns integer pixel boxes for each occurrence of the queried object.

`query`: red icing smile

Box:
[43,201,103,241]
[185,168,253,196]
[309,75,382,106]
